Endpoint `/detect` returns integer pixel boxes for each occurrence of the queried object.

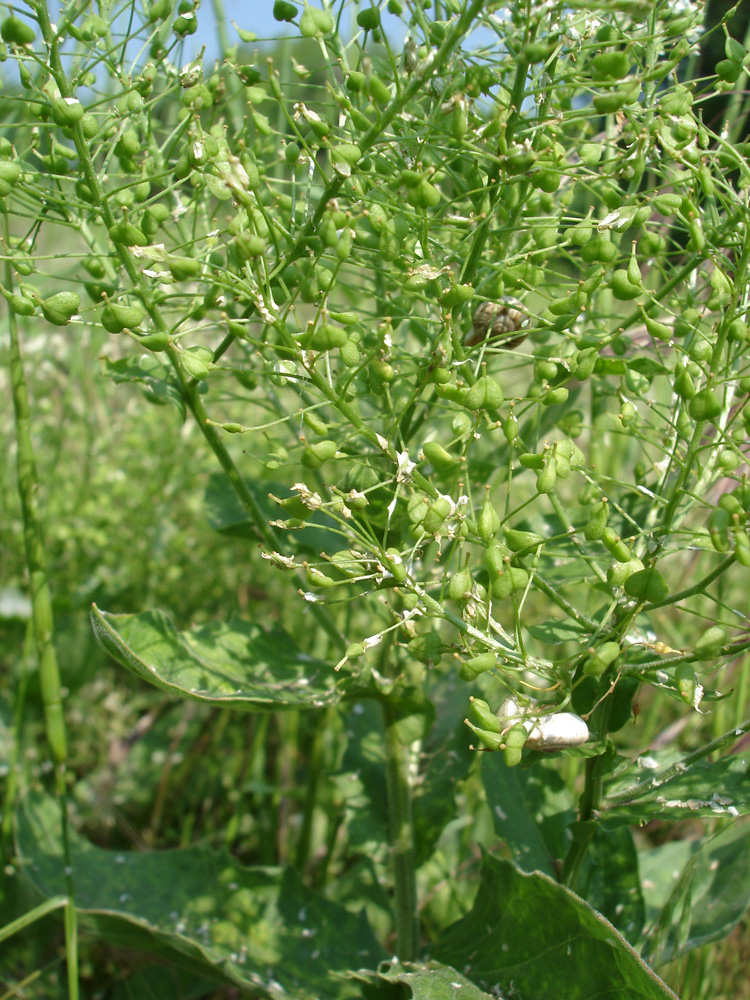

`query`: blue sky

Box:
[188,1,406,66]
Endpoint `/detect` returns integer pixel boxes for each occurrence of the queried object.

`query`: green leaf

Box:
[482,753,575,877]
[412,722,474,867]
[16,792,387,999]
[100,355,186,419]
[433,852,678,999]
[91,606,344,710]
[351,960,497,999]
[583,825,645,943]
[527,618,590,644]
[638,822,750,963]
[603,753,750,823]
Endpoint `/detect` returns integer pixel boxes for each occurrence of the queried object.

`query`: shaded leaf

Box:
[639,820,750,963]
[526,618,590,645]
[351,960,497,999]
[16,792,386,999]
[413,722,474,868]
[583,825,645,943]
[603,753,750,823]
[91,606,344,710]
[101,355,186,418]
[433,852,678,1000]
[482,752,574,877]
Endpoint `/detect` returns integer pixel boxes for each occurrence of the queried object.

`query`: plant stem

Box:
[559,677,614,890]
[376,630,418,960]
[6,219,79,999]
[382,696,418,960]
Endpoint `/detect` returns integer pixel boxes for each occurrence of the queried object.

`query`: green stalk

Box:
[376,632,418,960]
[6,221,79,999]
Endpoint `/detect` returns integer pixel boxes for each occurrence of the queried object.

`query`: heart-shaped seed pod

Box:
[466,297,528,348]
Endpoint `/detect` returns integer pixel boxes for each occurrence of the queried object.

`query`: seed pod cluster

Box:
[466,297,528,348]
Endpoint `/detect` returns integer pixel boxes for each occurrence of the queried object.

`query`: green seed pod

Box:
[523,40,556,63]
[708,507,731,553]
[1,15,36,44]
[0,160,21,196]
[301,439,337,469]
[273,0,297,20]
[675,663,697,706]
[694,624,727,661]
[491,567,529,600]
[542,386,569,406]
[698,164,715,197]
[624,567,669,603]
[607,556,643,586]
[716,58,742,83]
[423,496,453,534]
[469,695,502,731]
[710,266,732,303]
[137,332,169,352]
[465,375,504,411]
[536,460,557,494]
[581,236,618,264]
[564,219,594,246]
[101,303,144,332]
[728,318,748,342]
[181,345,214,380]
[307,323,348,351]
[619,400,636,428]
[593,91,628,114]
[449,565,474,603]
[642,311,672,342]
[584,640,620,678]
[41,291,80,326]
[477,493,501,541]
[626,248,642,286]
[503,723,528,767]
[7,293,36,315]
[519,453,545,470]
[408,178,440,209]
[504,528,543,552]
[368,73,391,106]
[484,540,510,579]
[573,347,598,381]
[51,96,84,127]
[357,6,380,30]
[168,256,202,281]
[733,527,750,566]
[584,499,609,541]
[465,720,503,751]
[423,441,457,472]
[502,413,518,443]
[611,269,642,301]
[108,221,148,246]
[689,388,721,421]
[602,527,630,563]
[409,632,442,665]
[593,50,630,79]
[653,192,684,214]
[459,652,496,682]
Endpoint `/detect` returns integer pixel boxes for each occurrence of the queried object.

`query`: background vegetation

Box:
[2,0,750,997]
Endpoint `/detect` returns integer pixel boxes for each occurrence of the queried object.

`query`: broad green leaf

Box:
[433,852,678,1000]
[204,473,345,555]
[413,722,474,867]
[16,792,386,999]
[91,606,344,710]
[603,753,750,823]
[638,821,750,963]
[482,753,574,876]
[526,618,590,644]
[100,354,186,418]
[351,960,497,999]
[583,825,645,943]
